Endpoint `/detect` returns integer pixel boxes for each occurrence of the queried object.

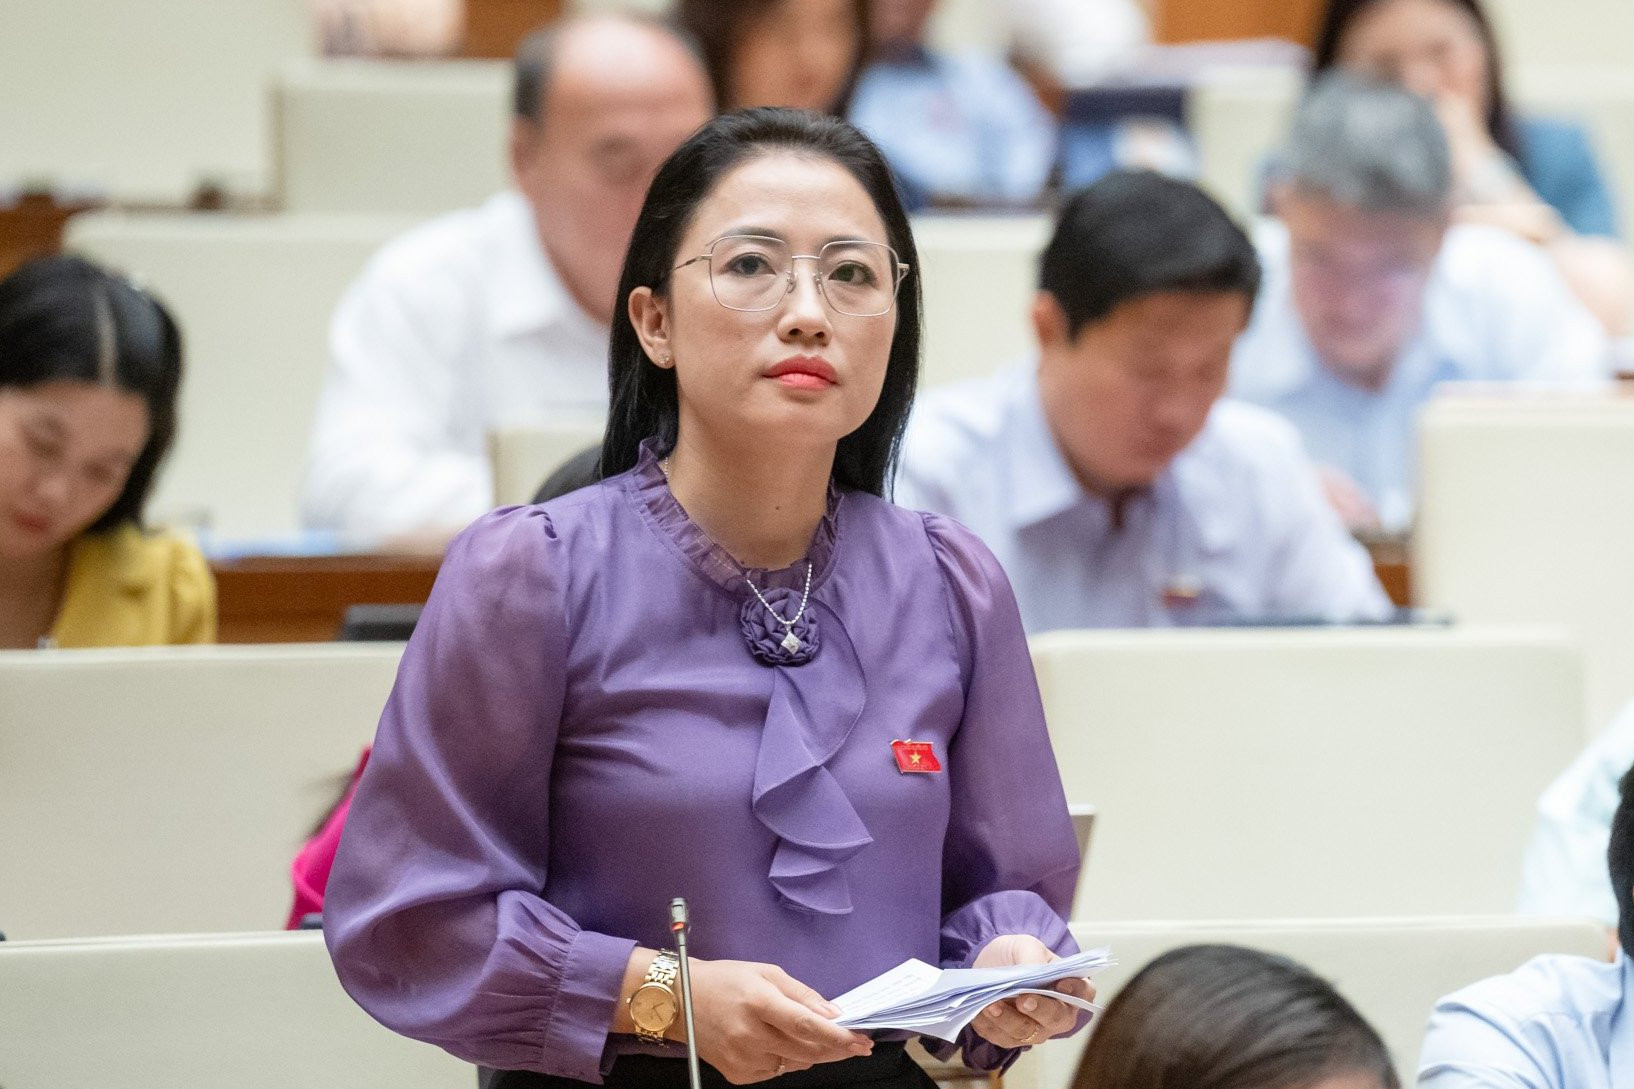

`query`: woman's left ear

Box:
[628,286,674,368]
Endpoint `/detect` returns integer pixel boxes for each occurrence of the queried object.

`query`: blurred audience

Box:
[1231,73,1608,533]
[897,171,1390,633]
[850,0,1055,209]
[1419,757,1634,1088]
[676,0,866,117]
[313,0,461,57]
[1517,698,1634,928]
[1072,943,1399,1089]
[1313,0,1634,333]
[1002,0,1148,89]
[0,255,215,649]
[300,13,713,548]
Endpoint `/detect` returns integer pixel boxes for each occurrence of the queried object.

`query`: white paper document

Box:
[829,947,1111,1043]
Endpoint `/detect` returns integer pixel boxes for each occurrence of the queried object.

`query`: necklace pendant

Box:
[780,631,802,654]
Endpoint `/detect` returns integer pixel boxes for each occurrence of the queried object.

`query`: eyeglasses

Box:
[672,235,910,318]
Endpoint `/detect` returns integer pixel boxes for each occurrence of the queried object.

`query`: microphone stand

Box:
[670,897,704,1089]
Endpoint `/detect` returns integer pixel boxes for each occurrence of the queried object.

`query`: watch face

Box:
[631,985,679,1033]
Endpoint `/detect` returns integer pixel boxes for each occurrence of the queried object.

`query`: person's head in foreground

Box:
[677,0,868,118]
[603,106,920,495]
[1272,72,1452,393]
[0,254,182,569]
[1034,170,1260,501]
[1073,944,1400,1089]
[509,13,715,325]
[1312,0,1515,156]
[1607,763,1634,958]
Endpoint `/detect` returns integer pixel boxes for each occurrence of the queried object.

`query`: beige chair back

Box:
[0,931,470,1087]
[489,418,608,506]
[0,644,403,939]
[67,211,409,538]
[912,214,1050,388]
[1005,915,1610,1089]
[274,58,511,214]
[0,0,309,201]
[1031,627,1584,919]
[1416,393,1634,730]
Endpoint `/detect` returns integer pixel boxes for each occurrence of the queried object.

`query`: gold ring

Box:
[776,1058,788,1077]
[1021,1024,1041,1045]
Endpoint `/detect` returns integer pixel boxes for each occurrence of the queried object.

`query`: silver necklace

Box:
[745,562,813,654]
[662,455,813,654]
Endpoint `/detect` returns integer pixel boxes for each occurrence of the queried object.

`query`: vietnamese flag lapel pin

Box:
[891,739,942,774]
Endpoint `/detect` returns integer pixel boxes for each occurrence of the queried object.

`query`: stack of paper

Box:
[830,948,1111,1043]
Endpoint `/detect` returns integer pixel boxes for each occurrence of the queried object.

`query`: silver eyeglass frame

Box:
[670,234,912,317]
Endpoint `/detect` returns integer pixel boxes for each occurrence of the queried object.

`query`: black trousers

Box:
[480,1041,936,1089]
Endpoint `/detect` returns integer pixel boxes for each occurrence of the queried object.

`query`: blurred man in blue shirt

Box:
[1418,759,1634,1088]
[1231,74,1607,533]
[850,0,1055,209]
[896,170,1391,633]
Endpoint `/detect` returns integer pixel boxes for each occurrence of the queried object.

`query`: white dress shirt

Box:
[1418,954,1634,1089]
[1229,220,1610,532]
[301,191,609,538]
[1517,699,1634,927]
[895,365,1392,633]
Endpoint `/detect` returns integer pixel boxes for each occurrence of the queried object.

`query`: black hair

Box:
[1311,0,1521,160]
[0,254,183,533]
[1609,764,1634,958]
[1073,944,1400,1089]
[600,107,921,498]
[675,0,869,118]
[1039,170,1262,339]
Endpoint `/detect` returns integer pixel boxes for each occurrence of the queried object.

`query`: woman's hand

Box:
[969,935,1094,1050]
[685,958,874,1085]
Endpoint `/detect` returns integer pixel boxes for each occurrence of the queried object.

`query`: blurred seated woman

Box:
[1313,0,1634,334]
[1073,944,1399,1089]
[0,255,214,649]
[678,0,867,117]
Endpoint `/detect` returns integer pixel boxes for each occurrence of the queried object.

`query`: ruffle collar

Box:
[623,438,872,915]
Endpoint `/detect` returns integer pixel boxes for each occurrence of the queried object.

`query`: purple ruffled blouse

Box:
[324,443,1082,1083]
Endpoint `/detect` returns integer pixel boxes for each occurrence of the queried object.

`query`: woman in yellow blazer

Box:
[0,255,215,648]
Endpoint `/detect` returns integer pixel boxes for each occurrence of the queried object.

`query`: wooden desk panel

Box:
[213,541,1413,644]
[460,0,563,59]
[212,554,441,643]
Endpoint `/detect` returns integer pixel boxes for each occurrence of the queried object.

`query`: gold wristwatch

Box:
[628,950,681,1043]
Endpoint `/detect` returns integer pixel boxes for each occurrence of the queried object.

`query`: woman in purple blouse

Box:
[324,107,1088,1088]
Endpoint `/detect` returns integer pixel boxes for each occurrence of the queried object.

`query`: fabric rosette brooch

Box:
[739,582,819,666]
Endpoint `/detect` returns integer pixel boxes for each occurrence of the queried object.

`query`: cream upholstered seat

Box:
[1416,388,1634,732]
[0,931,469,1087]
[0,0,309,202]
[0,644,403,939]
[1031,626,1584,920]
[274,57,511,215]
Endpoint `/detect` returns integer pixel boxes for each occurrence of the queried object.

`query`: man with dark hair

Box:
[1418,760,1634,1088]
[896,170,1390,632]
[302,13,713,546]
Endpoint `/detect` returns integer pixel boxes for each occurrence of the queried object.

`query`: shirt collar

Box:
[1003,366,1096,529]
[1001,365,1229,551]
[486,190,604,342]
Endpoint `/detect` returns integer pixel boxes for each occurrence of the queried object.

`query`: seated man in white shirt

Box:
[301,12,714,546]
[896,170,1391,633]
[1418,758,1634,1089]
[1230,73,1608,534]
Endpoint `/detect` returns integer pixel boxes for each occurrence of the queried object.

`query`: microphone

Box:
[670,897,704,1089]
